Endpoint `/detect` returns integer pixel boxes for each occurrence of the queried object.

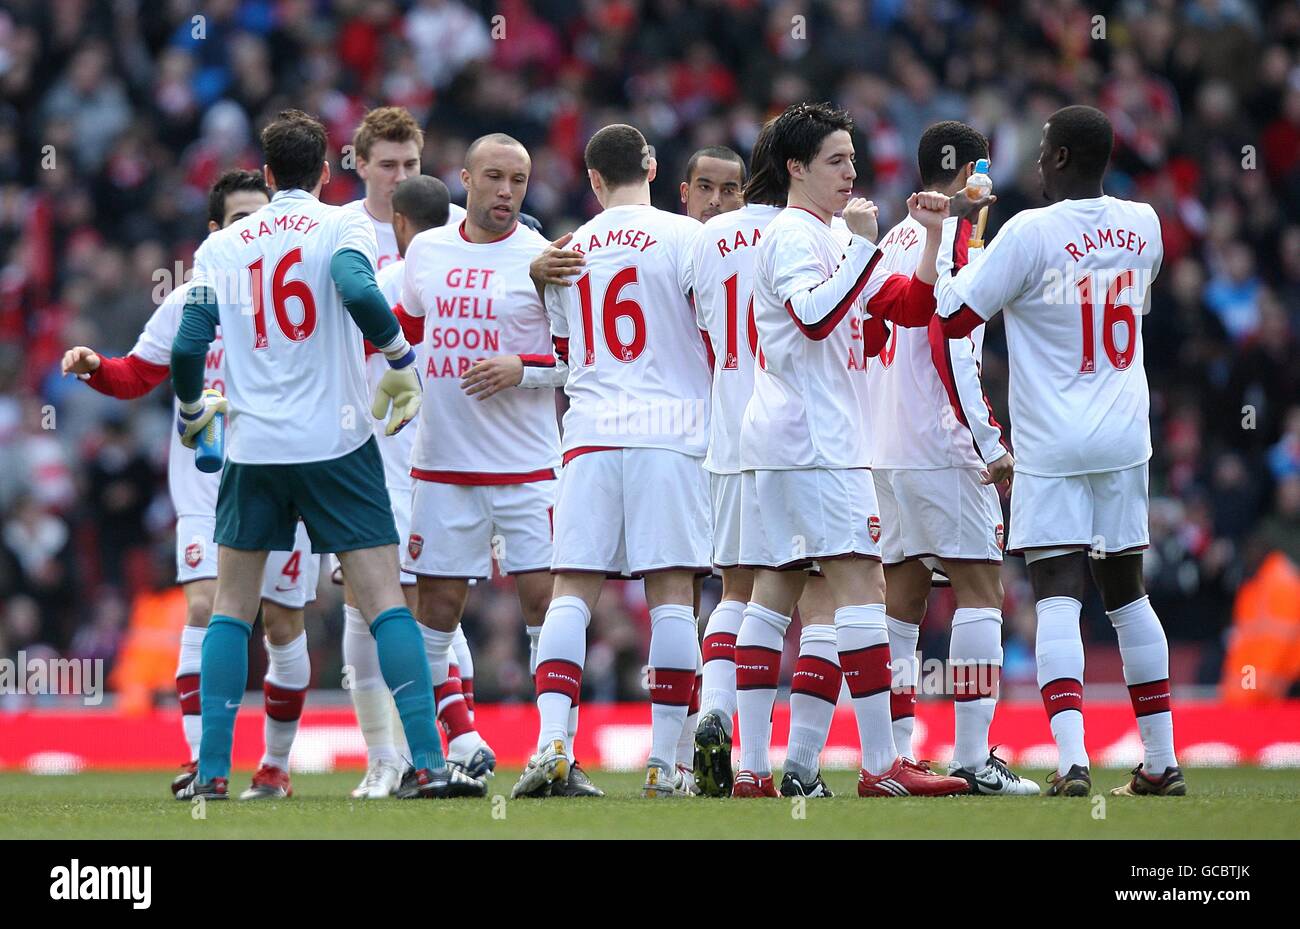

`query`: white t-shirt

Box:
[371,260,418,491]
[691,203,781,474]
[345,197,466,271]
[868,214,1004,469]
[401,221,560,476]
[741,207,884,470]
[934,196,1163,476]
[188,188,379,465]
[544,204,709,457]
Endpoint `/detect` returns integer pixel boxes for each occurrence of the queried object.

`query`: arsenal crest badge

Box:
[868,515,881,543]
[185,540,204,569]
[408,533,424,560]
[995,523,1005,550]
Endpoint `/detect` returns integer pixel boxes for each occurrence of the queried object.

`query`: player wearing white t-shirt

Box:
[510,124,713,800]
[171,110,483,801]
[740,103,968,798]
[61,171,319,802]
[865,122,1038,796]
[399,135,576,787]
[934,106,1180,798]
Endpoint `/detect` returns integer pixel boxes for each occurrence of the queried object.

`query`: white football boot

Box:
[351,757,404,799]
[949,749,1041,796]
[511,739,569,799]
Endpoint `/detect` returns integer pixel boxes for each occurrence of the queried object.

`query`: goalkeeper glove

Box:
[372,348,422,436]
[177,388,229,449]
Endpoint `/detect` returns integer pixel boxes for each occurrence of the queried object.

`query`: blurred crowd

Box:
[1,0,1298,702]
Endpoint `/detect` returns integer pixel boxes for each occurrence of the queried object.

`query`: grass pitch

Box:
[1,768,1297,840]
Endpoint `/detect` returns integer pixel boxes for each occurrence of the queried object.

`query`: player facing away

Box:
[61,171,320,802]
[400,134,605,797]
[510,123,713,799]
[867,122,1038,795]
[934,105,1181,797]
[690,125,848,798]
[170,109,484,800]
[740,102,969,798]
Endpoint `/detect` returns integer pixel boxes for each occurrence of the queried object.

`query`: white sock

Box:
[648,604,698,769]
[885,616,920,761]
[535,596,590,753]
[735,603,790,776]
[419,625,456,687]
[567,705,579,762]
[343,604,397,765]
[1109,596,1177,772]
[836,604,897,775]
[526,624,543,675]
[700,599,744,736]
[262,631,309,770]
[1036,596,1088,773]
[950,607,1003,771]
[786,624,840,780]
[676,638,703,769]
[177,625,205,759]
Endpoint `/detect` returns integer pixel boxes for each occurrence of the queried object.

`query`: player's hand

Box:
[530,232,585,287]
[371,353,422,436]
[176,388,228,449]
[947,190,997,223]
[907,191,949,231]
[62,346,101,376]
[981,450,1014,487]
[842,197,879,243]
[461,354,524,401]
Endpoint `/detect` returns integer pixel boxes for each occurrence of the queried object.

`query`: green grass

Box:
[1,768,1297,839]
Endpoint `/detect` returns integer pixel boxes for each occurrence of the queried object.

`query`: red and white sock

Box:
[700,599,743,736]
[534,596,589,753]
[885,616,920,761]
[836,604,896,775]
[261,631,309,770]
[421,625,478,754]
[176,625,205,760]
[648,604,697,768]
[676,640,703,769]
[786,624,841,780]
[735,603,789,776]
[451,625,475,719]
[1109,596,1177,772]
[950,607,1003,771]
[1036,596,1088,773]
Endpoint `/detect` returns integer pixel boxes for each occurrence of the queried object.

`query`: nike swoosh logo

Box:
[178,690,199,701]
[972,775,1003,792]
[266,698,291,705]
[274,586,296,592]
[225,700,240,710]
[391,680,414,695]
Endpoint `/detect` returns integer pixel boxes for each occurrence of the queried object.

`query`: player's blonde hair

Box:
[352,107,424,161]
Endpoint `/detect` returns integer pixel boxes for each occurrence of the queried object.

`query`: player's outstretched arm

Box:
[779,207,882,340]
[529,232,585,302]
[934,193,1023,340]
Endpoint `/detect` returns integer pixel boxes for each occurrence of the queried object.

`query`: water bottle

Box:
[965,158,992,248]
[194,389,225,473]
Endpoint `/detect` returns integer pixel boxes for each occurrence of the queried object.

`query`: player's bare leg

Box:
[171,579,215,795]
[513,571,604,798]
[781,576,840,797]
[640,568,699,797]
[1090,553,1183,796]
[882,560,931,761]
[732,567,806,797]
[694,566,752,796]
[671,576,707,795]
[941,561,1040,795]
[342,575,406,797]
[415,575,495,778]
[1025,548,1093,795]
[819,557,969,797]
[240,602,307,800]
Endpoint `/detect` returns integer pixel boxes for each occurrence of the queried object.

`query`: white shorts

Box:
[874,467,1004,565]
[552,448,711,577]
[175,515,320,609]
[710,472,744,569]
[740,467,881,569]
[1008,463,1149,555]
[330,484,417,586]
[403,478,556,579]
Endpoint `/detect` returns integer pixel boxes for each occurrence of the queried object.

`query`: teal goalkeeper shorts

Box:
[215,436,398,554]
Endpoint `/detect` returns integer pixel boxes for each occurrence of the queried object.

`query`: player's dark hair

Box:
[683,145,746,184]
[765,102,854,194]
[392,175,450,232]
[1045,105,1113,180]
[207,169,269,226]
[261,109,328,192]
[743,119,783,207]
[917,121,989,189]
[584,124,651,190]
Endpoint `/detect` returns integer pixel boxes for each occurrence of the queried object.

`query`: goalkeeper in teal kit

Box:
[171,109,485,800]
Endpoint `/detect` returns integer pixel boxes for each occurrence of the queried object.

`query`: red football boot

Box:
[732,770,778,797]
[858,757,970,797]
[239,764,293,800]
